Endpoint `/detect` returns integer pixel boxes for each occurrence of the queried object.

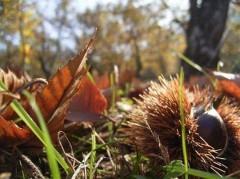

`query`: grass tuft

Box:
[24,91,60,179]
[0,80,70,176]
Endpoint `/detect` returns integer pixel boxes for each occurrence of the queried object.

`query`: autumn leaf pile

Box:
[0,39,107,148]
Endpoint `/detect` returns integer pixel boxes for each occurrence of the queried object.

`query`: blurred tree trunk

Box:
[182,0,231,78]
[133,36,142,78]
[38,23,51,78]
[18,1,26,68]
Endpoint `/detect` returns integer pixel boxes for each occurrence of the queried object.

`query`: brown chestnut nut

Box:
[196,107,228,156]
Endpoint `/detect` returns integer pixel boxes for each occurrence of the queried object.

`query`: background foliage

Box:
[0,0,239,80]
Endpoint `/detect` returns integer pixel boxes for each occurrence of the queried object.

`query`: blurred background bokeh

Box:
[0,0,239,79]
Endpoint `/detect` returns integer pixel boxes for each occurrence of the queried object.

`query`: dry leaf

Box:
[29,38,94,144]
[212,71,240,101]
[212,71,240,84]
[0,69,31,94]
[0,38,95,147]
[0,69,31,118]
[217,80,240,101]
[0,69,46,120]
[94,73,110,90]
[0,116,30,145]
[66,75,107,123]
[0,37,107,148]
[0,69,47,146]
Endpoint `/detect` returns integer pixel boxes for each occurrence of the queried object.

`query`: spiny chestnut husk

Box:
[122,77,240,175]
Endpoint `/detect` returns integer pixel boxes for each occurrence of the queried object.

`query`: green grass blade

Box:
[89,131,97,179]
[164,161,235,179]
[178,53,215,86]
[24,91,60,179]
[178,53,206,73]
[10,98,70,172]
[10,101,44,142]
[87,71,95,84]
[178,68,188,179]
[187,168,233,179]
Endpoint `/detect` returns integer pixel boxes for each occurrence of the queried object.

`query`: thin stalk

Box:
[179,68,188,179]
[110,73,116,110]
[89,132,97,179]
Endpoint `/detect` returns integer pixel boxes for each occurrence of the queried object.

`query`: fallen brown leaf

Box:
[66,75,107,123]
[0,116,30,145]
[212,71,240,101]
